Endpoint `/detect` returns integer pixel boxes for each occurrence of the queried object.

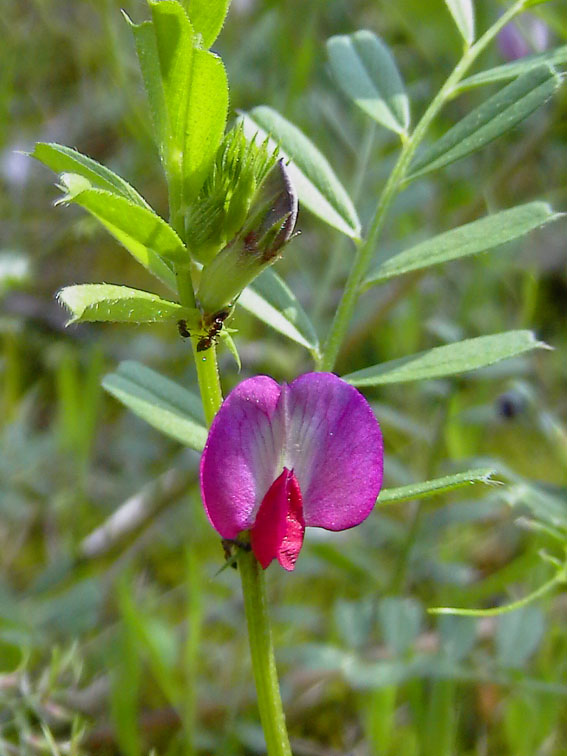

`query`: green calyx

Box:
[186,124,278,263]
[196,160,298,314]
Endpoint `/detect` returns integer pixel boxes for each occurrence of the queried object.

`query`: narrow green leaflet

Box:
[57,176,177,290]
[149,0,194,173]
[240,106,361,240]
[343,331,549,386]
[455,45,567,94]
[219,330,241,371]
[31,143,150,208]
[238,268,320,354]
[183,48,228,202]
[407,66,561,181]
[181,0,231,48]
[102,361,207,451]
[128,2,194,202]
[59,174,186,270]
[377,469,497,506]
[58,284,188,324]
[364,202,562,287]
[444,0,475,46]
[128,15,169,165]
[327,30,410,135]
[129,3,226,207]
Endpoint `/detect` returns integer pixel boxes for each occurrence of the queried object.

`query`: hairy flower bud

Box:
[185,125,277,264]
[196,160,298,314]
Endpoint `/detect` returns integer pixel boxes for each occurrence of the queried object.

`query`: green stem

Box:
[175,263,222,427]
[182,269,290,753]
[318,0,530,372]
[238,547,293,756]
[176,264,197,309]
[193,343,223,427]
[429,569,566,617]
[193,363,290,754]
[167,152,186,241]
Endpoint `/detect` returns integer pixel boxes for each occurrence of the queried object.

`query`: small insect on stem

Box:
[196,308,230,352]
[177,319,191,339]
[178,309,231,351]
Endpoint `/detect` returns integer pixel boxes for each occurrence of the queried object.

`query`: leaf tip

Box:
[427,606,452,616]
[476,469,502,487]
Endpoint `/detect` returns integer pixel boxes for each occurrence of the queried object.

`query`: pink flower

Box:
[200,372,384,571]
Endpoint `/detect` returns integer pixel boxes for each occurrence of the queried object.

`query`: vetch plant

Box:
[31,0,565,751]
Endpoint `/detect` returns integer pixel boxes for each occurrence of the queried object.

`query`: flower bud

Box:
[196,159,298,314]
[185,125,277,264]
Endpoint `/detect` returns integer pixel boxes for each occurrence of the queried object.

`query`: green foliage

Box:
[444,0,475,45]
[102,361,207,450]
[31,143,152,207]
[57,173,184,280]
[4,0,567,752]
[343,331,549,386]
[327,30,410,135]
[58,284,189,324]
[377,468,497,506]
[239,268,320,354]
[183,48,229,203]
[186,124,277,261]
[133,2,196,202]
[181,0,232,49]
[364,202,562,286]
[241,106,361,239]
[456,44,567,92]
[378,597,423,656]
[195,159,299,312]
[496,607,546,668]
[408,65,561,181]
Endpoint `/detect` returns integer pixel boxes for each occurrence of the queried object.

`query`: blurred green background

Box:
[1,1,566,754]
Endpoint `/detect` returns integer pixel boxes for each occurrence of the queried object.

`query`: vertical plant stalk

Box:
[193,343,223,427]
[319,0,530,372]
[195,366,292,754]
[183,548,203,755]
[186,287,291,754]
[176,263,223,428]
[238,546,293,756]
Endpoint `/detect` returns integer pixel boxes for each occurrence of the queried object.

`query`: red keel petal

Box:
[251,468,305,571]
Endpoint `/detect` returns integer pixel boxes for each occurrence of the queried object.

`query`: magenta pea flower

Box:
[200,372,383,571]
